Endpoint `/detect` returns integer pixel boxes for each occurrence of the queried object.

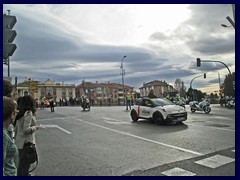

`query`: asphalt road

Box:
[33,104,235,176]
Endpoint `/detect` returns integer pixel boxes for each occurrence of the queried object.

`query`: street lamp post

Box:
[120,55,127,105]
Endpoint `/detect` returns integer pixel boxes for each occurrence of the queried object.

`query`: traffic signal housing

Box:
[197,58,201,67]
[204,73,206,79]
[3,14,17,60]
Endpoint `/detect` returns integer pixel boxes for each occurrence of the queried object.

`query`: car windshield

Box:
[151,98,174,106]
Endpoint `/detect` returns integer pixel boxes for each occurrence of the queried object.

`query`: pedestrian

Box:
[15,95,40,176]
[49,98,55,112]
[126,92,132,110]
[40,97,45,109]
[3,96,18,176]
[35,99,39,108]
[3,80,17,141]
[3,79,13,97]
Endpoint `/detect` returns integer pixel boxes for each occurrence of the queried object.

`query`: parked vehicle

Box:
[189,99,211,114]
[130,97,187,125]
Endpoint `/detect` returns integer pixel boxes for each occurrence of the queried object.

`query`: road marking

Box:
[102,117,130,125]
[195,155,235,168]
[72,117,203,156]
[162,167,196,176]
[104,121,130,125]
[38,116,79,122]
[102,117,120,121]
[41,124,72,134]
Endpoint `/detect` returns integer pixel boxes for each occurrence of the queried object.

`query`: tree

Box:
[223,72,235,97]
[186,88,205,101]
[174,78,186,97]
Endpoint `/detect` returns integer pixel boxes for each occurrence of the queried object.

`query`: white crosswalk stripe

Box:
[162,167,196,176]
[194,154,235,168]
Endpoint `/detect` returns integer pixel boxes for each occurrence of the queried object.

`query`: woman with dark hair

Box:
[15,95,40,176]
[3,96,18,176]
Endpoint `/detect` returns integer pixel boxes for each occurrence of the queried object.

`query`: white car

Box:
[130,97,187,125]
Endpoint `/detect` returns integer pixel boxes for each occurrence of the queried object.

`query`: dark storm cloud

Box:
[187,34,235,55]
[15,13,155,64]
[184,4,235,55]
[149,4,235,56]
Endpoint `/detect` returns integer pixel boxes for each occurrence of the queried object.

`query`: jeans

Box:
[17,149,31,176]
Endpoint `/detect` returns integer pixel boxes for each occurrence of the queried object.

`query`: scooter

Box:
[189,99,211,114]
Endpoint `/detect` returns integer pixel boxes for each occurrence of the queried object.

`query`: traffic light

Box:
[204,73,206,79]
[197,58,201,67]
[3,14,17,60]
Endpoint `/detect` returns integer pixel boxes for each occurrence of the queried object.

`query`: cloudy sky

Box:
[3,4,235,93]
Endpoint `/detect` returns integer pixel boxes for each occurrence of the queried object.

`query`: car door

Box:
[139,99,152,118]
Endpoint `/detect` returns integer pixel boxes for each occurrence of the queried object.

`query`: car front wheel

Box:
[153,111,163,125]
[131,109,139,122]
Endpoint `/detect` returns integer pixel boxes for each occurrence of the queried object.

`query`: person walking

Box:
[3,96,18,176]
[49,98,55,112]
[3,80,16,140]
[40,98,45,109]
[126,92,132,110]
[15,95,40,176]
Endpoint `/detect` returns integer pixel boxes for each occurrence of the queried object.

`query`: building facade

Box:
[76,81,134,105]
[16,79,76,103]
[139,80,175,97]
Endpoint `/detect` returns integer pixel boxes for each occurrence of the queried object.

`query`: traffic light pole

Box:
[197,58,234,94]
[190,73,206,101]
[190,74,205,89]
[198,59,232,75]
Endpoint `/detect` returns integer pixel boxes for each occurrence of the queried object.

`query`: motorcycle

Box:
[81,98,90,111]
[226,98,235,109]
[189,99,211,114]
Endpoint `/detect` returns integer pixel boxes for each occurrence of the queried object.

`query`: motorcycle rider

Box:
[81,95,90,110]
[190,98,211,114]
